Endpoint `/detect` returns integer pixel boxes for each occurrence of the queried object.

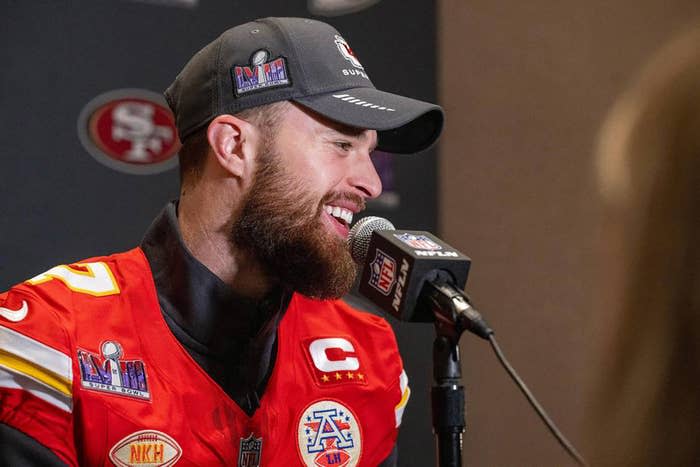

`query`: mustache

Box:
[318,191,366,213]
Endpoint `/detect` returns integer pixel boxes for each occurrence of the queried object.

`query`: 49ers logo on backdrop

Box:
[77,89,180,175]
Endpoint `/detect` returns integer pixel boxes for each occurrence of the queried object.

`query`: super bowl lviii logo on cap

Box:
[77,89,180,175]
[232,49,291,96]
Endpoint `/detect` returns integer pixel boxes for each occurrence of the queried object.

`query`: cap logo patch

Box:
[334,35,363,70]
[332,94,395,112]
[297,400,362,467]
[232,49,291,96]
[109,430,182,467]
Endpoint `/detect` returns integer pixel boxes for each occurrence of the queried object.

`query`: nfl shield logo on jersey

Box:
[238,433,262,467]
[368,249,396,296]
[297,400,362,467]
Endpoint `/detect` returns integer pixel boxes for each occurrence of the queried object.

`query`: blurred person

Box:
[590,24,700,467]
[0,17,443,466]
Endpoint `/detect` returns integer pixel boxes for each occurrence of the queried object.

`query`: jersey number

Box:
[27,262,120,296]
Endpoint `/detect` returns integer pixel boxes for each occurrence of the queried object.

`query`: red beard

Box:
[231,145,364,299]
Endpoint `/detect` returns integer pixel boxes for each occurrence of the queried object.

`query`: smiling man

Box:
[0,17,442,466]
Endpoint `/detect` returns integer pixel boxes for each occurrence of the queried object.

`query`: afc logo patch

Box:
[368,248,396,296]
[297,400,362,467]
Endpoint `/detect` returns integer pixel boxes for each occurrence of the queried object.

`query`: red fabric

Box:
[0,248,404,465]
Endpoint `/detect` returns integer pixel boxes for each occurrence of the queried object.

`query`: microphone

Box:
[348,216,492,338]
[349,218,588,467]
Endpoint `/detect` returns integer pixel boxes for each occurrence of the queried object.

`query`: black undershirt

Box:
[140,202,291,416]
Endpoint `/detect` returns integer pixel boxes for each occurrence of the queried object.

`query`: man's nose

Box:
[347,151,383,199]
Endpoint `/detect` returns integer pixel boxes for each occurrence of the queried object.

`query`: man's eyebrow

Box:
[321,124,377,150]
[322,121,365,137]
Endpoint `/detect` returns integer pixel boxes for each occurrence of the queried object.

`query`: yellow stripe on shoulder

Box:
[0,324,73,400]
[0,349,72,397]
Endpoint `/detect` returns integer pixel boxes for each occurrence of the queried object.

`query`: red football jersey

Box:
[0,248,410,466]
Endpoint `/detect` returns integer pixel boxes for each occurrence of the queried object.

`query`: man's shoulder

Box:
[289,293,398,343]
[1,247,149,321]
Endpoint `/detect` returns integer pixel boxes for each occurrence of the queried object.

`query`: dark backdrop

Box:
[1,1,439,465]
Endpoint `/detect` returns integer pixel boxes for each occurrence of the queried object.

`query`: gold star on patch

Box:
[321,374,330,382]
[335,372,342,380]
[357,373,365,380]
[346,372,354,379]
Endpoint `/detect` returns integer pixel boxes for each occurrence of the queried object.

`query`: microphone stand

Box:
[423,278,488,467]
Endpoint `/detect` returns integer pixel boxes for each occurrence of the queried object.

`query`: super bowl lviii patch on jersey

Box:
[77,340,150,400]
[297,400,362,467]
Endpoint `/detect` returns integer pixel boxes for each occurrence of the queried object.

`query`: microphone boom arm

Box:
[422,273,493,467]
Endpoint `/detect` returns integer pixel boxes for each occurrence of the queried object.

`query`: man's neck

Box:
[177,190,273,300]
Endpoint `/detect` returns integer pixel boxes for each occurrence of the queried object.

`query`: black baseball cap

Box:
[164,17,443,154]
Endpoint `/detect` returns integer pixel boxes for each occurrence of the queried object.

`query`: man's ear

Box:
[206,114,258,178]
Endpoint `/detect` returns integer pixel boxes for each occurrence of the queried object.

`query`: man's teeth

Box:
[324,205,353,224]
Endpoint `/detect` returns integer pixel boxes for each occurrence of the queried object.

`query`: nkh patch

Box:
[238,433,263,467]
[109,430,182,467]
[77,340,150,400]
[394,233,442,251]
[304,337,368,387]
[232,49,291,96]
[368,248,397,296]
[298,400,362,467]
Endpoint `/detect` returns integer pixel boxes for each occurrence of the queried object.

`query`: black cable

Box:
[487,334,588,466]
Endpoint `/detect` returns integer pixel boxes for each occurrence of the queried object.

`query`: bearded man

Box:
[0,17,442,466]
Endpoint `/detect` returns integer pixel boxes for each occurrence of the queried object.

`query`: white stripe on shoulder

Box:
[399,369,409,392]
[0,325,72,387]
[0,367,72,413]
[395,369,410,427]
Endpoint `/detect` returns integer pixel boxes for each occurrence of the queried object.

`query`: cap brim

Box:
[293,87,443,154]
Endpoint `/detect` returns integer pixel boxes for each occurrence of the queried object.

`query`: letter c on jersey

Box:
[309,338,360,372]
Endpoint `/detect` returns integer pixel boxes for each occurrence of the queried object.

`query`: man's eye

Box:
[335,141,353,151]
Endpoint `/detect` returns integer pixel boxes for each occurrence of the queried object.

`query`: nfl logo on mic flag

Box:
[368,249,397,295]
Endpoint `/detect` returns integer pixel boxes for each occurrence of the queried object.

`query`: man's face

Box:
[231,103,382,299]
